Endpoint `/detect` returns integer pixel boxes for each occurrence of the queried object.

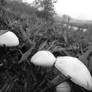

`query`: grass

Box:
[0,1,92,92]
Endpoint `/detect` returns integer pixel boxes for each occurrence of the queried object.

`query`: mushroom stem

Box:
[48,75,70,87]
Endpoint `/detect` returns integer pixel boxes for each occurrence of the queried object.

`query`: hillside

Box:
[7,0,22,2]
[54,14,92,27]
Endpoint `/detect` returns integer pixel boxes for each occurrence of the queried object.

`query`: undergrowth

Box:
[0,0,92,92]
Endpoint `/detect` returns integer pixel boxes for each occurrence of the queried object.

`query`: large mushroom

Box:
[56,82,71,92]
[31,50,56,67]
[0,31,19,47]
[55,56,92,90]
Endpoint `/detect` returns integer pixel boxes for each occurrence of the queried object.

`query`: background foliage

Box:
[0,0,92,92]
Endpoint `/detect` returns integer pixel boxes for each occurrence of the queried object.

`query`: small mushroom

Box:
[83,28,87,32]
[56,82,71,92]
[73,26,78,30]
[0,31,19,47]
[31,50,56,67]
[55,56,92,90]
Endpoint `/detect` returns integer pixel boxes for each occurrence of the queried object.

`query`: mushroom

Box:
[55,56,92,90]
[0,31,19,47]
[31,50,56,66]
[56,82,71,92]
[83,28,87,32]
[72,26,78,31]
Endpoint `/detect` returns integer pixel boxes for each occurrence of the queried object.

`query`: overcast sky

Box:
[23,0,92,20]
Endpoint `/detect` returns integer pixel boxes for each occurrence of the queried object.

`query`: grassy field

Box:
[0,0,92,92]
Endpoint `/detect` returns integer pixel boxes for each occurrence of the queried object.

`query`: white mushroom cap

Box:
[0,31,19,47]
[31,50,56,67]
[55,56,92,90]
[56,82,71,92]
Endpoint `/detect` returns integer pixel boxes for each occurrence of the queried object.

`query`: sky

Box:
[23,0,92,20]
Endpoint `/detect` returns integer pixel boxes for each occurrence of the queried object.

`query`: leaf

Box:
[39,40,48,50]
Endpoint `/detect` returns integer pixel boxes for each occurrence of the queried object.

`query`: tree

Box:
[34,0,56,21]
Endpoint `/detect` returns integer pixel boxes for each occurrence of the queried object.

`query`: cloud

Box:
[54,0,92,20]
